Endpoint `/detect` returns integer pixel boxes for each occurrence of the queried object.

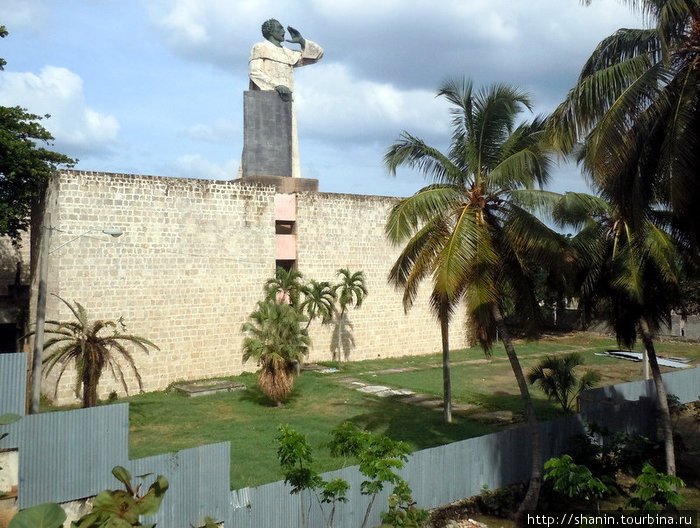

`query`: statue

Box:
[246,19,324,178]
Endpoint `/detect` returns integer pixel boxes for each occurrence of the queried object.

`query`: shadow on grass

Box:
[466,391,564,422]
[338,396,500,450]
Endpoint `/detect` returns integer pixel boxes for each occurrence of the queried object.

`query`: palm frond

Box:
[385,185,463,244]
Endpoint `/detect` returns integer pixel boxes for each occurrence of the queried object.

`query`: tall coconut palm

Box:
[385,78,560,517]
[300,280,336,330]
[242,300,310,406]
[332,268,368,361]
[553,191,684,474]
[549,1,698,475]
[550,0,700,249]
[39,296,158,408]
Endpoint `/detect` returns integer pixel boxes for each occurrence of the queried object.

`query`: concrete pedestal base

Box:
[241,91,293,179]
[234,175,318,193]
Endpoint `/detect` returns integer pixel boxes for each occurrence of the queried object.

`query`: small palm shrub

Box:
[527,352,600,412]
[242,300,310,406]
[38,296,158,408]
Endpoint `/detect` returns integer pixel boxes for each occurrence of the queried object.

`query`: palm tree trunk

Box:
[491,304,542,524]
[83,367,99,408]
[639,317,676,475]
[440,304,452,424]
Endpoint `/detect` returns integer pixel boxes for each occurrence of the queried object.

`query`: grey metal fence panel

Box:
[132,443,231,528]
[665,366,700,403]
[18,403,129,508]
[0,353,27,416]
[2,350,696,527]
[580,366,699,413]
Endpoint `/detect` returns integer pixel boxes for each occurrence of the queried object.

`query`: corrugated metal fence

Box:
[1,353,697,528]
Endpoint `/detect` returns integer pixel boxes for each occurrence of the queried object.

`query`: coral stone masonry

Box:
[15,170,468,405]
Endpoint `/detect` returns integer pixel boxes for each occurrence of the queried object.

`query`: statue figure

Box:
[247,19,323,178]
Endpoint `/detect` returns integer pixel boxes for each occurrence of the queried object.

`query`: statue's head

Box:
[261,19,284,42]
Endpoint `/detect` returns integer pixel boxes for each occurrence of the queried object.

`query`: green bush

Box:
[479,485,514,518]
[626,464,685,512]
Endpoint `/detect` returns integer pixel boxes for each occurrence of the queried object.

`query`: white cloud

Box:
[295,62,450,143]
[0,0,50,31]
[0,66,120,155]
[183,120,239,143]
[169,154,239,180]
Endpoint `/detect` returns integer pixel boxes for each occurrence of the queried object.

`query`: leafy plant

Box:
[277,425,322,528]
[527,352,600,412]
[7,502,67,528]
[72,466,168,528]
[7,466,168,528]
[276,425,348,528]
[318,478,350,528]
[379,480,428,528]
[37,296,159,408]
[544,454,616,511]
[573,422,658,477]
[626,464,685,512]
[241,300,310,406]
[327,422,409,528]
[0,412,20,442]
[479,485,514,518]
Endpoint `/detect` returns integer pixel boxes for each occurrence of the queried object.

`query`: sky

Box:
[0,0,645,198]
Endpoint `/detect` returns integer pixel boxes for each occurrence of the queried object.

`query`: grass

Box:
[345,333,700,420]
[125,371,498,489]
[96,332,699,490]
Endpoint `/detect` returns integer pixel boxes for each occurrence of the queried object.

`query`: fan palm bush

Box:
[527,352,601,412]
[242,300,310,406]
[39,296,158,408]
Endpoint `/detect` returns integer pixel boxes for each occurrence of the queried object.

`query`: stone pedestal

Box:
[241,90,292,179]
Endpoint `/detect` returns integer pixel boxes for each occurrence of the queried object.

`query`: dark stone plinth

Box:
[172,379,246,397]
[242,90,292,178]
[235,174,318,193]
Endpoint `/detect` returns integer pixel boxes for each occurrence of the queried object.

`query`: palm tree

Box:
[331,268,368,361]
[553,191,684,474]
[300,280,336,330]
[40,296,158,408]
[550,0,700,249]
[384,78,560,517]
[527,352,601,413]
[265,266,308,307]
[242,300,310,406]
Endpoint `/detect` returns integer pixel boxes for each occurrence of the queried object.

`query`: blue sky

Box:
[0,0,643,197]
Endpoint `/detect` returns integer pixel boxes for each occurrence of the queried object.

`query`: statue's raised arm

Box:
[248,19,324,102]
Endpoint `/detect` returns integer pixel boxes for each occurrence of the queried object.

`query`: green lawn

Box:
[125,371,498,489]
[118,332,699,490]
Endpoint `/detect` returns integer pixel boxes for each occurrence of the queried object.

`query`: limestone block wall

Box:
[29,171,469,405]
[295,191,469,363]
[35,171,276,404]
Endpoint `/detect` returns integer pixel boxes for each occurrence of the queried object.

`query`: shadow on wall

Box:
[330,313,355,362]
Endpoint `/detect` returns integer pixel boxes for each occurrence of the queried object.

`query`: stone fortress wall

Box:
[26,170,467,405]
